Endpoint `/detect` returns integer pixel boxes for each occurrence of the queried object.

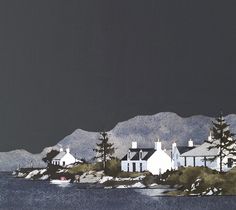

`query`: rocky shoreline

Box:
[12,166,236,196]
[12,167,174,192]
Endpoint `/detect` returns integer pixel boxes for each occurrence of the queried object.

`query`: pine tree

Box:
[206,114,236,172]
[93,132,115,171]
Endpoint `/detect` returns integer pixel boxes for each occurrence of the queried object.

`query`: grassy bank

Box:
[162,166,236,196]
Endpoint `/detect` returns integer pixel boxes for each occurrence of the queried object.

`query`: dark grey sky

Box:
[0,1,236,153]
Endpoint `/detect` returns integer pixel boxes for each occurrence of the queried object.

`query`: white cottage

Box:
[121,140,172,175]
[52,148,78,167]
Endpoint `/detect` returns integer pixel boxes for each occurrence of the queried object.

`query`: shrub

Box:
[165,166,236,195]
[105,158,121,177]
[221,167,236,195]
[68,163,96,175]
[143,174,159,186]
[178,167,202,190]
[46,164,63,175]
[94,162,103,171]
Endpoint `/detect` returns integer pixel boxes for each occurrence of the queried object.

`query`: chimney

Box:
[66,148,70,153]
[172,142,177,151]
[131,141,137,149]
[208,131,212,141]
[154,139,162,150]
[188,139,194,147]
[128,150,131,160]
[59,148,63,152]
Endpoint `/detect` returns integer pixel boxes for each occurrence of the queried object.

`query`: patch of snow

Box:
[205,188,213,195]
[99,176,113,184]
[191,178,202,191]
[131,182,145,188]
[116,185,128,188]
[80,174,101,183]
[17,172,26,178]
[58,169,67,173]
[96,171,104,175]
[39,169,47,174]
[191,183,196,191]
[25,170,39,179]
[39,174,49,180]
[115,177,131,181]
[88,170,95,175]
[133,175,145,180]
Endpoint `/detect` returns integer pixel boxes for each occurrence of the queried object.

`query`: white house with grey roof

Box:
[172,133,235,171]
[51,148,79,167]
[180,136,235,171]
[121,140,172,175]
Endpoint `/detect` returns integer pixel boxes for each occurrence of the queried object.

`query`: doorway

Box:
[132,163,136,172]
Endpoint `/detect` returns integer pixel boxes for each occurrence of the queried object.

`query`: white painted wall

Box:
[147,150,172,175]
[59,153,76,166]
[172,145,181,170]
[52,148,77,167]
[178,155,235,172]
[121,160,147,172]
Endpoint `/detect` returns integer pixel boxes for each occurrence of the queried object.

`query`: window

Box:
[127,163,129,172]
[140,163,142,172]
[228,158,233,168]
[63,161,65,166]
[176,154,178,159]
[133,162,136,172]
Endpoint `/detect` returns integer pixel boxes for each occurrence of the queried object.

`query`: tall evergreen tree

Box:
[206,114,236,172]
[93,132,115,171]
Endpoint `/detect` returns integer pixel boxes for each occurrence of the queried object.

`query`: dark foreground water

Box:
[0,172,235,210]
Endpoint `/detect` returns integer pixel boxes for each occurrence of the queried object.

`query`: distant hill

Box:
[1,112,236,171]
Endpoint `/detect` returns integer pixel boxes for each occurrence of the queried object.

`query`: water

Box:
[0,172,235,210]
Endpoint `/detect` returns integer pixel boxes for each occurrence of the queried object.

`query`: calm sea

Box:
[0,172,235,210]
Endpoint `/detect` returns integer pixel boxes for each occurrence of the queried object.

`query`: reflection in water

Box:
[135,188,172,197]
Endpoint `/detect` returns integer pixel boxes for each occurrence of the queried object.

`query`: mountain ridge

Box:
[1,112,236,171]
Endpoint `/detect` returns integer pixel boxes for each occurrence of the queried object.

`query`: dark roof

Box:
[177,146,195,154]
[121,148,156,161]
[131,153,139,160]
[52,151,66,160]
[121,154,127,161]
[142,150,156,160]
[129,148,154,152]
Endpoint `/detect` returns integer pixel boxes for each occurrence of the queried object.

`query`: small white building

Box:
[51,148,78,167]
[121,140,172,175]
